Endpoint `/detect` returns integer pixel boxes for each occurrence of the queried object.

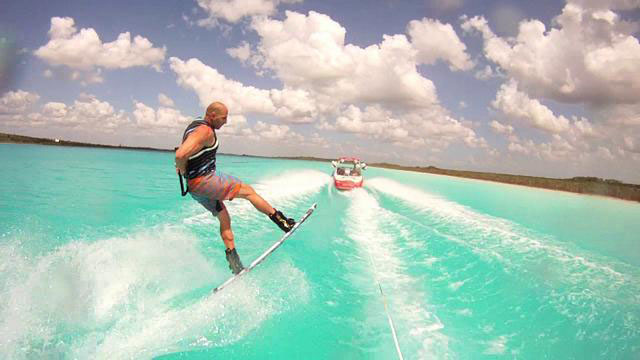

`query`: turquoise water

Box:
[1,144,639,359]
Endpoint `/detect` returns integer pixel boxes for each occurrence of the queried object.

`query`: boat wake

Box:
[344,188,450,359]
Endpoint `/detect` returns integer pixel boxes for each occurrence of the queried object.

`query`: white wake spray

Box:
[0,225,310,359]
[344,188,450,359]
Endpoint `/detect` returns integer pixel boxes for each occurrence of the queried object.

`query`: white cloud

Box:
[196,0,302,25]
[250,11,440,108]
[334,104,408,141]
[507,140,532,155]
[459,0,640,177]
[0,90,40,114]
[489,120,514,135]
[133,101,190,130]
[461,3,640,106]
[0,92,133,132]
[11,94,131,132]
[334,104,484,150]
[407,18,474,71]
[269,88,318,123]
[217,114,256,139]
[474,65,496,80]
[35,17,166,82]
[171,10,485,153]
[158,93,175,107]
[169,57,276,114]
[226,41,252,63]
[42,102,68,118]
[505,136,575,161]
[492,79,570,133]
[254,120,303,141]
[61,94,130,131]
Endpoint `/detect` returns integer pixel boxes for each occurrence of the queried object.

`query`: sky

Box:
[1,0,639,182]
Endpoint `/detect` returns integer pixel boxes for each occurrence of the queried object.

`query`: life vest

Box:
[182,118,219,179]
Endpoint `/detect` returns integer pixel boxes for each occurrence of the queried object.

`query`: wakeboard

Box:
[212,203,317,293]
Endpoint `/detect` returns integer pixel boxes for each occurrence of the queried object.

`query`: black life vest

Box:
[182,119,219,179]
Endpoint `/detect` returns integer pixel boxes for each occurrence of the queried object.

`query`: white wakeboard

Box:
[212,203,317,294]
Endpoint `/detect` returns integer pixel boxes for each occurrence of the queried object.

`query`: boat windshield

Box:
[336,163,361,176]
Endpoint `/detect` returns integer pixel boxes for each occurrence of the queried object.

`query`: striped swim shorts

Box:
[187,171,243,215]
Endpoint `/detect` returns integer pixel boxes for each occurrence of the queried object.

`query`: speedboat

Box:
[331,157,367,190]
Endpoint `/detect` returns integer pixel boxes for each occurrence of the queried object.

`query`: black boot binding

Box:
[269,209,296,232]
[225,248,244,275]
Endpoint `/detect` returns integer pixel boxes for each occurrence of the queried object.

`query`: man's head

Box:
[205,101,228,129]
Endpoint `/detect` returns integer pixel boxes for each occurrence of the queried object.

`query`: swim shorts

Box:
[187,171,243,215]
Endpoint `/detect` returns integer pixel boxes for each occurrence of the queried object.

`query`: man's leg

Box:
[217,205,244,274]
[234,183,296,232]
[235,183,274,215]
[216,205,235,249]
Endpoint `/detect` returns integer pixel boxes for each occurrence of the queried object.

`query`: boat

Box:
[331,157,367,190]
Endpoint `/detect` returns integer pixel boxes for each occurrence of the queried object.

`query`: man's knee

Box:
[237,183,255,198]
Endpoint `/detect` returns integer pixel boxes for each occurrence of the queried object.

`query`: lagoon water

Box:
[1,144,639,359]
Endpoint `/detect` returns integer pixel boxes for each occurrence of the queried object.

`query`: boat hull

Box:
[334,178,364,190]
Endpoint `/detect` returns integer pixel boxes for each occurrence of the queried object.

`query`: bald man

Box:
[175,101,295,275]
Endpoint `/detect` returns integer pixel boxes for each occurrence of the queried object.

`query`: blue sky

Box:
[1,0,639,182]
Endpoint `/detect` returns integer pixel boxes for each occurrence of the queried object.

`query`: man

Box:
[175,101,295,275]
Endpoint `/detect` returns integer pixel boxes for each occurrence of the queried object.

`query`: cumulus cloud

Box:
[250,12,440,108]
[459,0,640,176]
[53,94,130,131]
[196,0,302,26]
[407,18,474,71]
[461,3,640,106]
[226,41,252,63]
[169,57,276,114]
[217,114,256,139]
[334,104,408,142]
[35,17,166,83]
[474,65,497,80]
[492,80,570,133]
[492,115,636,168]
[489,120,514,135]
[13,94,130,132]
[334,104,485,150]
[158,93,175,107]
[254,120,303,141]
[171,11,485,152]
[133,102,191,130]
[0,89,40,114]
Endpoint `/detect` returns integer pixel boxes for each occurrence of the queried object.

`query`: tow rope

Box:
[365,248,405,360]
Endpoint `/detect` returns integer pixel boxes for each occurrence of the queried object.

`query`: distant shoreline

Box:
[3,132,639,203]
[0,132,172,153]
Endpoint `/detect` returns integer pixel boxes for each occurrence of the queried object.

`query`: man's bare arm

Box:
[175,126,213,176]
